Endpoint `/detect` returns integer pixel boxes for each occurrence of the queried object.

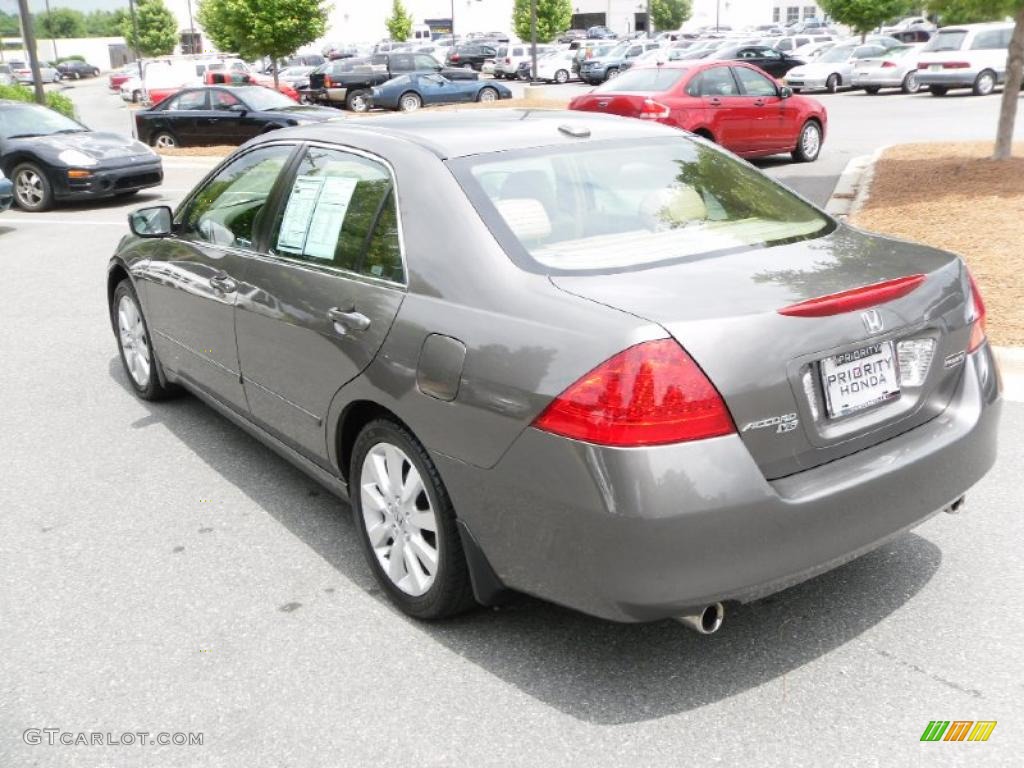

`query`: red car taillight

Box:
[943,62,970,69]
[532,340,735,446]
[451,54,461,62]
[881,60,897,68]
[967,269,987,352]
[777,274,925,317]
[638,98,670,119]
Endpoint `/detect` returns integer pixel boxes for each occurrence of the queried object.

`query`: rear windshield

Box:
[924,30,967,52]
[594,67,687,92]
[450,138,832,274]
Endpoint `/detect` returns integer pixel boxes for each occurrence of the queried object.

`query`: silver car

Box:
[785,43,887,92]
[107,111,1001,629]
[851,44,925,94]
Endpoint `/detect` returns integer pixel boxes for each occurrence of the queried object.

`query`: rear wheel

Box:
[825,73,840,93]
[399,92,422,112]
[351,419,477,619]
[791,120,822,163]
[477,86,498,103]
[12,162,53,212]
[346,88,371,112]
[554,68,569,84]
[901,71,920,94]
[972,69,996,96]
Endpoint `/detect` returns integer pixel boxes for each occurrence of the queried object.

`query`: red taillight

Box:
[967,269,987,352]
[943,62,970,69]
[881,60,897,68]
[778,274,925,318]
[324,75,333,87]
[532,340,735,446]
[638,98,670,119]
[451,54,460,61]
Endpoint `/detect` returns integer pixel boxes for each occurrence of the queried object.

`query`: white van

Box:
[410,25,432,44]
[916,22,1015,96]
[493,43,554,79]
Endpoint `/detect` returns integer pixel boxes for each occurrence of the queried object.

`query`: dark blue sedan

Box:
[370,74,512,111]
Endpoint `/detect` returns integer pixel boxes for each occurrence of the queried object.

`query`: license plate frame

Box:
[820,341,901,419]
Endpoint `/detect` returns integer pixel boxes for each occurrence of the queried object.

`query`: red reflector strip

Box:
[778,274,925,318]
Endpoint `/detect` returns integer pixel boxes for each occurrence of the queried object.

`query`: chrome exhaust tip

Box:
[945,495,966,515]
[676,602,725,634]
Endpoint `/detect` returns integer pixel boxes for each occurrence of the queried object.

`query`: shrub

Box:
[57,55,86,63]
[0,84,77,118]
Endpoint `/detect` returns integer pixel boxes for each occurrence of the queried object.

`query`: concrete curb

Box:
[825,146,1023,404]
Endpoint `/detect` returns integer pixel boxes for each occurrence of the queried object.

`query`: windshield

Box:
[594,67,687,92]
[924,30,967,51]
[236,86,298,110]
[0,103,87,139]
[452,138,831,274]
[817,46,855,63]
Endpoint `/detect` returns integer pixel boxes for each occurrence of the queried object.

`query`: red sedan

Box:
[569,60,827,162]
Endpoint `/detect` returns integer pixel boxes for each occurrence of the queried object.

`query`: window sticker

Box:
[304,176,359,260]
[276,175,323,253]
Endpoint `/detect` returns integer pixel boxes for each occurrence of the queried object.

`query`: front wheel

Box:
[112,280,175,400]
[151,131,178,149]
[554,69,569,84]
[972,69,996,96]
[825,73,840,93]
[605,67,619,81]
[901,71,920,94]
[792,120,822,163]
[12,162,53,211]
[351,419,477,619]
[477,86,498,103]
[346,89,371,112]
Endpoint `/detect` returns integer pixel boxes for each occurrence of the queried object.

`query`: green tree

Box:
[819,0,911,38]
[0,11,21,38]
[84,9,129,37]
[650,0,692,32]
[512,0,573,44]
[121,0,178,56]
[926,0,1024,159]
[198,0,329,86]
[385,0,413,41]
[37,8,86,39]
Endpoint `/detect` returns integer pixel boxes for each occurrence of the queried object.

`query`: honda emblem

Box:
[861,309,883,334]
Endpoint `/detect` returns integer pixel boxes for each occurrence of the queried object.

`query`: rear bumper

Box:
[53,160,163,200]
[917,70,983,88]
[436,346,1001,622]
[851,73,905,88]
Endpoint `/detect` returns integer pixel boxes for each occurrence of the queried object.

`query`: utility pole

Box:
[715,0,720,32]
[128,0,143,77]
[186,0,196,53]
[43,0,58,60]
[16,0,46,104]
[530,0,537,83]
[450,0,455,39]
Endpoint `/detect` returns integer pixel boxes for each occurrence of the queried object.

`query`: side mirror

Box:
[779,85,793,99]
[228,103,248,115]
[129,206,173,238]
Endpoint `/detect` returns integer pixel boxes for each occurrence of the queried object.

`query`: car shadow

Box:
[54,191,169,213]
[108,356,943,725]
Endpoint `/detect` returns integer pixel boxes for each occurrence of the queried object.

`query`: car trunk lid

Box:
[570,91,661,118]
[550,225,974,479]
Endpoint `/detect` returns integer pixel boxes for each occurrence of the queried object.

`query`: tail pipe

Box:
[676,602,725,634]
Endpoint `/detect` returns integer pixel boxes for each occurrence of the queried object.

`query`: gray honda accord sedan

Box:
[107,110,1001,630]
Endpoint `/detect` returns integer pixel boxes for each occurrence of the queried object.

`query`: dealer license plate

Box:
[820,341,900,418]
[930,64,943,72]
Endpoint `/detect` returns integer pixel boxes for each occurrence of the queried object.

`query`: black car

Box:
[0,99,162,211]
[709,45,802,79]
[445,44,497,71]
[57,60,101,79]
[587,25,617,39]
[134,86,339,148]
[558,29,588,43]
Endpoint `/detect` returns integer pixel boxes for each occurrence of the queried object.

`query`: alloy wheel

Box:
[360,442,439,597]
[479,88,497,102]
[903,72,919,93]
[976,72,995,95]
[117,294,151,388]
[801,122,821,159]
[400,94,421,112]
[154,133,177,148]
[14,169,44,208]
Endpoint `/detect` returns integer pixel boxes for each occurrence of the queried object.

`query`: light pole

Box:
[186,0,196,53]
[43,0,58,61]
[450,0,455,39]
[128,0,142,77]
[15,0,45,104]
[530,0,537,84]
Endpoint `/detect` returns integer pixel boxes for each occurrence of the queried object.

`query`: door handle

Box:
[328,306,371,332]
[209,272,237,293]
[753,99,765,107]
[708,97,722,106]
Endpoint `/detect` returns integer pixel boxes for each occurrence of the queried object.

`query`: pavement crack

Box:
[870,646,982,699]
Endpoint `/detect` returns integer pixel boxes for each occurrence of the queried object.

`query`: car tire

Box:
[605,67,619,81]
[346,89,371,112]
[477,86,498,103]
[972,69,996,96]
[863,85,880,94]
[930,85,948,96]
[399,92,422,112]
[351,418,477,620]
[825,73,840,93]
[901,71,920,94]
[111,279,176,401]
[11,162,53,212]
[131,89,141,103]
[791,120,822,163]
[151,131,178,149]
[555,69,569,84]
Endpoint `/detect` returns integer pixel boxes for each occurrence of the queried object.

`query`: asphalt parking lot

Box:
[1,79,1023,767]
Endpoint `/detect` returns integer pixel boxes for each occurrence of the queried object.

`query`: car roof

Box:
[257,109,680,159]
